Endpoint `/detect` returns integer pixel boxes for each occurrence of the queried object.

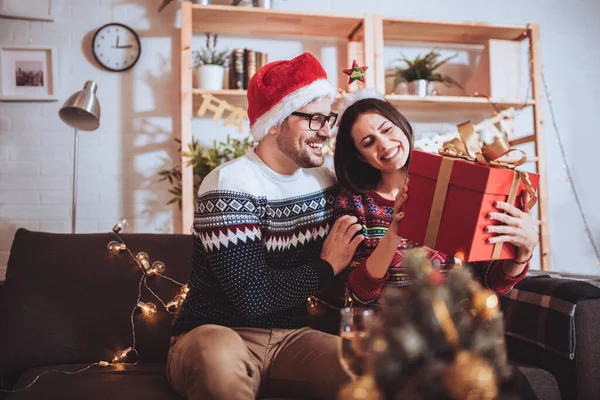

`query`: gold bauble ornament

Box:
[444,350,498,400]
[471,289,499,321]
[338,375,383,400]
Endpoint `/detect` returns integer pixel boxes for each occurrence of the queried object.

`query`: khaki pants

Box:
[166,325,351,400]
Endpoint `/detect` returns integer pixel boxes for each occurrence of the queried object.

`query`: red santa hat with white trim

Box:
[247,52,337,141]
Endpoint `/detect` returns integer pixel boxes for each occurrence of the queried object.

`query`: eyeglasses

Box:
[290,112,338,131]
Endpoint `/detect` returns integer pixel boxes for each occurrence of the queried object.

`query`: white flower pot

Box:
[407,80,434,97]
[195,65,225,91]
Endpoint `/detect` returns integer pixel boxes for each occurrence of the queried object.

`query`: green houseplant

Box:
[158,136,255,209]
[193,33,229,90]
[389,50,463,96]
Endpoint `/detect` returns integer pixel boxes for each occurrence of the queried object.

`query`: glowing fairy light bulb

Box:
[149,261,166,276]
[112,347,134,363]
[180,284,189,298]
[137,301,157,316]
[112,218,129,233]
[166,300,179,313]
[135,252,150,271]
[166,294,185,313]
[107,241,127,254]
[307,296,318,312]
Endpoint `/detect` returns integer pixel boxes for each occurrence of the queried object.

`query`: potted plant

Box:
[389,50,463,96]
[158,136,255,209]
[193,33,229,91]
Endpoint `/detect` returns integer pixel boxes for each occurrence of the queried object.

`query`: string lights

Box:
[107,241,127,254]
[137,301,158,316]
[1,217,187,393]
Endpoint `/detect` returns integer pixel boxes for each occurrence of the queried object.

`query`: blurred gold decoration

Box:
[444,350,498,400]
[365,249,509,399]
[338,375,383,400]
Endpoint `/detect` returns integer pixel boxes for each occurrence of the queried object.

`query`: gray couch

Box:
[1,229,598,399]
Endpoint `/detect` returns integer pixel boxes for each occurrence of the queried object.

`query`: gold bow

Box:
[439,121,537,210]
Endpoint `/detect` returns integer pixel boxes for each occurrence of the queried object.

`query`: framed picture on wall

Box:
[0,46,58,101]
[0,0,54,21]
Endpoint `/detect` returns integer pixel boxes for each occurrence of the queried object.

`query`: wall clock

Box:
[92,23,141,72]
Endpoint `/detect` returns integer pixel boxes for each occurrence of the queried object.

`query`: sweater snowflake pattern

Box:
[171,149,337,336]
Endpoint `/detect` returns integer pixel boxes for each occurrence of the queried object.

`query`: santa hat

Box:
[247,52,336,141]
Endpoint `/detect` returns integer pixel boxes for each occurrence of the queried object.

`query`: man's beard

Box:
[275,123,324,169]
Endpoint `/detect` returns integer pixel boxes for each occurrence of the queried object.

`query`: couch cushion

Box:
[4,363,178,400]
[517,366,561,400]
[0,229,192,374]
[4,363,308,400]
[502,273,600,359]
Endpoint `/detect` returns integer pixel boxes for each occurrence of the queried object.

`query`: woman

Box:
[333,91,538,309]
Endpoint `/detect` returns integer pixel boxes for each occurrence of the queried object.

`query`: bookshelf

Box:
[180,5,550,270]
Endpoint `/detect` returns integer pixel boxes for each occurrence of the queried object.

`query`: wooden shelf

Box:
[191,90,534,123]
[383,95,533,123]
[192,89,248,109]
[382,18,528,44]
[191,5,364,39]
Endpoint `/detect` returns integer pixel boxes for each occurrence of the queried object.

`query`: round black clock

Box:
[92,23,141,72]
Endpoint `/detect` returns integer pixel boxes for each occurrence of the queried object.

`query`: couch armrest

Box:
[500,273,600,400]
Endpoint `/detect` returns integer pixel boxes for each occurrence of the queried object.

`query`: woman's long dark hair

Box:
[334,98,414,193]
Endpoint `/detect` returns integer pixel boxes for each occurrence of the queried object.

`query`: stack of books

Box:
[229,49,269,90]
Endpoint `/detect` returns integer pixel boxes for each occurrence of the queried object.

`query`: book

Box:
[244,49,256,89]
[230,49,244,90]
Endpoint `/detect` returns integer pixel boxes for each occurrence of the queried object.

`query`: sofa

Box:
[0,229,599,399]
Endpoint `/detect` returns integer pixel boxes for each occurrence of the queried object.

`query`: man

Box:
[167,52,363,400]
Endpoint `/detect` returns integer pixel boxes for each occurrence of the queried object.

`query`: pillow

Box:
[0,229,192,374]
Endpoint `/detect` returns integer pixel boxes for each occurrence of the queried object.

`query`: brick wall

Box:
[1,0,599,279]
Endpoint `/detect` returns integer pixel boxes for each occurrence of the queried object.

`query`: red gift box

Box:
[397,150,540,262]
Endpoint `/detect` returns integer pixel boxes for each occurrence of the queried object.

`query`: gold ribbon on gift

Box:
[424,121,538,260]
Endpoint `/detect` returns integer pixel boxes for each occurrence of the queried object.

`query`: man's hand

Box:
[321,215,364,275]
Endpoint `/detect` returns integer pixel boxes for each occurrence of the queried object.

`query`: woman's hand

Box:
[486,191,539,275]
[389,184,408,236]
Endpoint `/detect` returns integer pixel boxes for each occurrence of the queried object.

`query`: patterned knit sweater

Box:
[334,187,529,309]
[171,149,337,336]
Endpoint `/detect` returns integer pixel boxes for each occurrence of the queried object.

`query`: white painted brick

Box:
[0,133,42,146]
[42,191,99,205]
[39,221,71,233]
[76,204,123,220]
[0,161,40,176]
[41,102,63,119]
[0,220,41,233]
[0,148,8,161]
[12,117,66,133]
[100,191,120,204]
[10,147,73,161]
[0,19,22,44]
[0,191,41,205]
[41,160,78,176]
[99,162,120,176]
[0,176,70,190]
[74,220,100,233]
[77,177,119,194]
[41,131,77,146]
[0,117,11,132]
[71,2,112,20]
[0,205,70,220]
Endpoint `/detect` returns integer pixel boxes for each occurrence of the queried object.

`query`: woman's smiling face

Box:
[350,111,411,173]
